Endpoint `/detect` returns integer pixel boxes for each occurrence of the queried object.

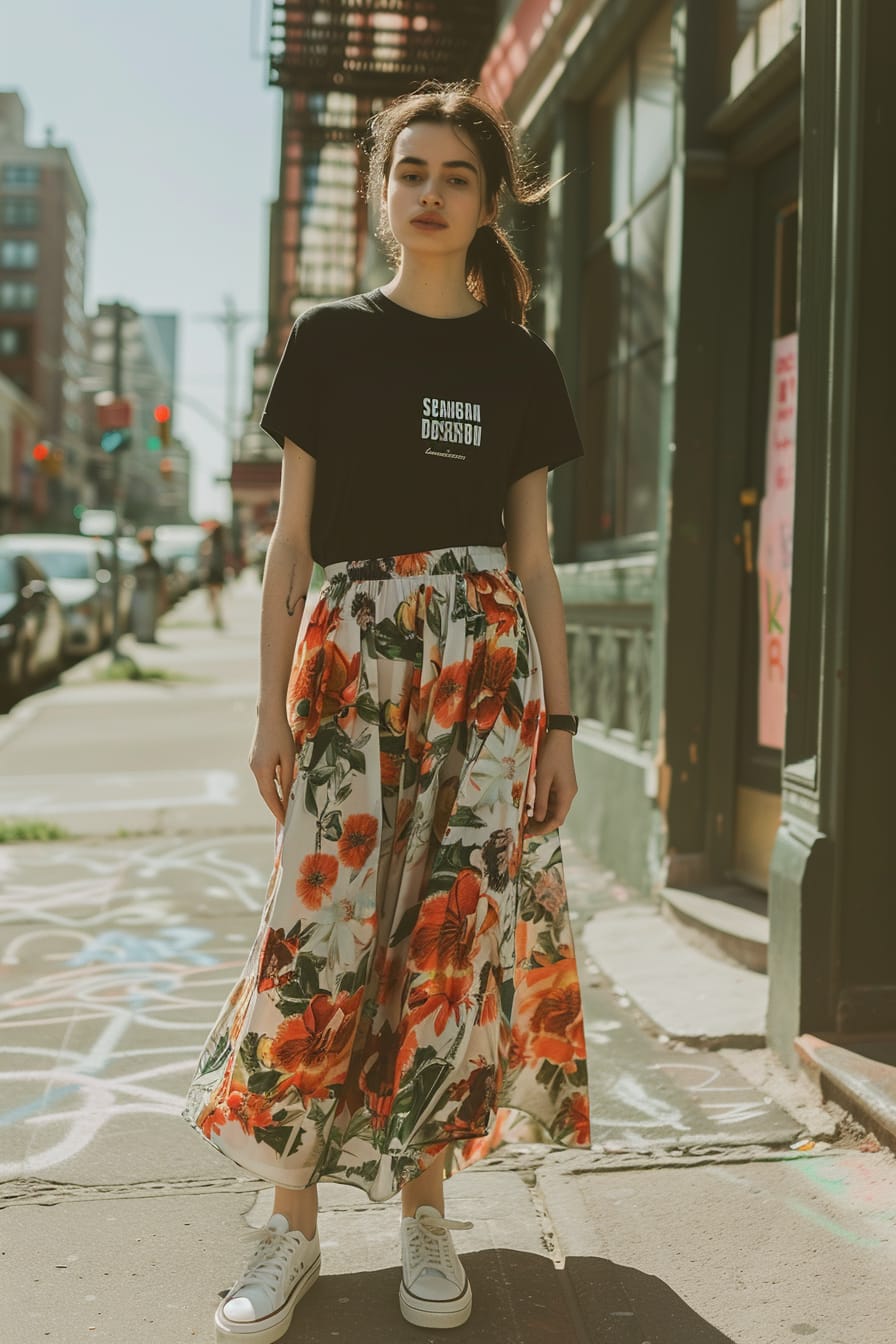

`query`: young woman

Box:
[183,80,592,1343]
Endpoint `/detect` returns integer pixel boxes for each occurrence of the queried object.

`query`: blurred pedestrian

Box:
[129,529,165,643]
[182,81,590,1343]
[199,520,227,629]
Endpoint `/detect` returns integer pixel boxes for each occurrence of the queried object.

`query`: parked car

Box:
[153,524,207,600]
[0,548,66,706]
[0,534,112,659]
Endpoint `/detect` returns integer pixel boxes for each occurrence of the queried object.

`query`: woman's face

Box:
[383,120,494,256]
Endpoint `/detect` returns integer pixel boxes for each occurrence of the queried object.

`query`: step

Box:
[794,1032,896,1154]
[582,902,768,1049]
[661,885,769,974]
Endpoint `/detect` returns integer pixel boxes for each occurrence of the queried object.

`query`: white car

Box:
[2,534,112,659]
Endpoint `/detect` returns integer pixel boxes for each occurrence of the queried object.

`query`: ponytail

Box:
[465,221,532,326]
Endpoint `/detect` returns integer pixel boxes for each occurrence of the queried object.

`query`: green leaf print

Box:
[432,552,461,574]
[277,955,323,1004]
[247,1069,282,1094]
[447,804,488,829]
[374,618,418,661]
[321,812,343,841]
[198,1031,233,1079]
[425,593,443,641]
[355,692,381,724]
[238,1032,260,1075]
[389,900,424,948]
[256,1125,295,1157]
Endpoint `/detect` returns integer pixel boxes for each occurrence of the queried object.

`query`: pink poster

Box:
[757,333,797,750]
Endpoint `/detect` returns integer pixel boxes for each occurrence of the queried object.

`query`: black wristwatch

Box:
[546,713,579,735]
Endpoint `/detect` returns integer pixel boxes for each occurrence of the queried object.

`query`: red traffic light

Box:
[33,441,51,462]
[153,404,171,424]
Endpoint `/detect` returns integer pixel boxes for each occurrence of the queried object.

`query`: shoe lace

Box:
[232,1225,299,1298]
[405,1212,473,1280]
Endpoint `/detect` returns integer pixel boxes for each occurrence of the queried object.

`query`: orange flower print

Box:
[380,748,404,788]
[431,660,470,727]
[561,1091,591,1145]
[467,638,518,734]
[410,869,482,972]
[338,812,378,869]
[296,851,339,909]
[258,928,301,992]
[268,988,363,1101]
[519,959,586,1069]
[520,699,541,748]
[406,967,475,1036]
[199,1083,273,1139]
[464,572,518,636]
[393,552,431,576]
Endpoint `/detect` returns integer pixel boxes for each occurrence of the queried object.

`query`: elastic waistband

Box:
[323,543,508,584]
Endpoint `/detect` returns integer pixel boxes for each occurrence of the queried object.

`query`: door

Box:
[730,145,799,891]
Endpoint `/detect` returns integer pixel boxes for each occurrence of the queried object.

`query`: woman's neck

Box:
[380,260,482,319]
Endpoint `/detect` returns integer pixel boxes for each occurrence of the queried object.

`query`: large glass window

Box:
[0,281,37,309]
[2,198,39,227]
[1,240,38,268]
[2,164,41,186]
[0,326,27,355]
[579,0,677,549]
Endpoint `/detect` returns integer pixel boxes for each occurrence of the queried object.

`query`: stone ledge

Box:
[795,1033,896,1156]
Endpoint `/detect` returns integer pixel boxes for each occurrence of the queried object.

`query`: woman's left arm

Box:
[505,467,578,837]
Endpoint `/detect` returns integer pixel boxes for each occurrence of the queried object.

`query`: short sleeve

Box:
[509,333,584,484]
[258,309,322,455]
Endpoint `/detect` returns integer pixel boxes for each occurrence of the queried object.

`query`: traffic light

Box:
[159,456,174,479]
[101,429,131,454]
[154,404,172,448]
[33,442,63,476]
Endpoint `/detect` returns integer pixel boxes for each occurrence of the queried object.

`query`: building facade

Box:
[0,90,90,531]
[483,0,894,1065]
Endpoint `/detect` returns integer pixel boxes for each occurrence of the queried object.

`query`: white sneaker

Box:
[399,1204,474,1330]
[215,1213,321,1343]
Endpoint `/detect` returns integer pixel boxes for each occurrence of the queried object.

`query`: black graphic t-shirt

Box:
[258,287,584,567]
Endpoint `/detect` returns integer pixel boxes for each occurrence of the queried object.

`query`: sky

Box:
[2,0,280,520]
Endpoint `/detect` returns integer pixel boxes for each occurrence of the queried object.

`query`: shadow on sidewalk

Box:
[216,1249,736,1343]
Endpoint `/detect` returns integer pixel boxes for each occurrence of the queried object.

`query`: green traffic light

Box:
[147,435,162,452]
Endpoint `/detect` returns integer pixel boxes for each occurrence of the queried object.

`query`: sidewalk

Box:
[1,572,894,1344]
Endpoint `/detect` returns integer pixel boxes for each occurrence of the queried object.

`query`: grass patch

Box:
[92,656,203,683]
[0,819,71,843]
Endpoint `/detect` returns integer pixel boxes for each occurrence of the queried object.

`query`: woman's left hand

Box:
[524,730,578,836]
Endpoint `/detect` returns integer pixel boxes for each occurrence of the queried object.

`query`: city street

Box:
[1,572,893,1343]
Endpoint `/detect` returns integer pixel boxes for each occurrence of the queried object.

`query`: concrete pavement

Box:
[1,570,894,1344]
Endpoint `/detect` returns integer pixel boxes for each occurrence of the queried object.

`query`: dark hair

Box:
[362,80,555,326]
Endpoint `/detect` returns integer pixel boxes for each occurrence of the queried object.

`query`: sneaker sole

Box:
[215,1253,321,1344]
[399,1279,473,1330]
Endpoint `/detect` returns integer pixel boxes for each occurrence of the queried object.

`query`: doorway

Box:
[730,145,800,891]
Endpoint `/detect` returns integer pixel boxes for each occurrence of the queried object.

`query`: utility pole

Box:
[194,295,261,563]
[96,301,133,662]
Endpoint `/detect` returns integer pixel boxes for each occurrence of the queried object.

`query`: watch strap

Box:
[546,713,579,735]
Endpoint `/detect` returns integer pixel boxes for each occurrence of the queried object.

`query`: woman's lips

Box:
[411,219,447,230]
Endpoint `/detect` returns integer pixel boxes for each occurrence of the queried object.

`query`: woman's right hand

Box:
[249,713,298,825]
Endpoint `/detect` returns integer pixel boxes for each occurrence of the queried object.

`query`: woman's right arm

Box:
[249,437,316,824]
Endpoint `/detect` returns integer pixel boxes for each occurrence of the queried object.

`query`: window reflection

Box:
[579,0,675,547]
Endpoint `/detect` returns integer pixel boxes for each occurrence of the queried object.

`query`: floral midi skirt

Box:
[182,543,591,1201]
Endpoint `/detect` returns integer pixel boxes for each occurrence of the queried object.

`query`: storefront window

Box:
[579,0,676,549]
